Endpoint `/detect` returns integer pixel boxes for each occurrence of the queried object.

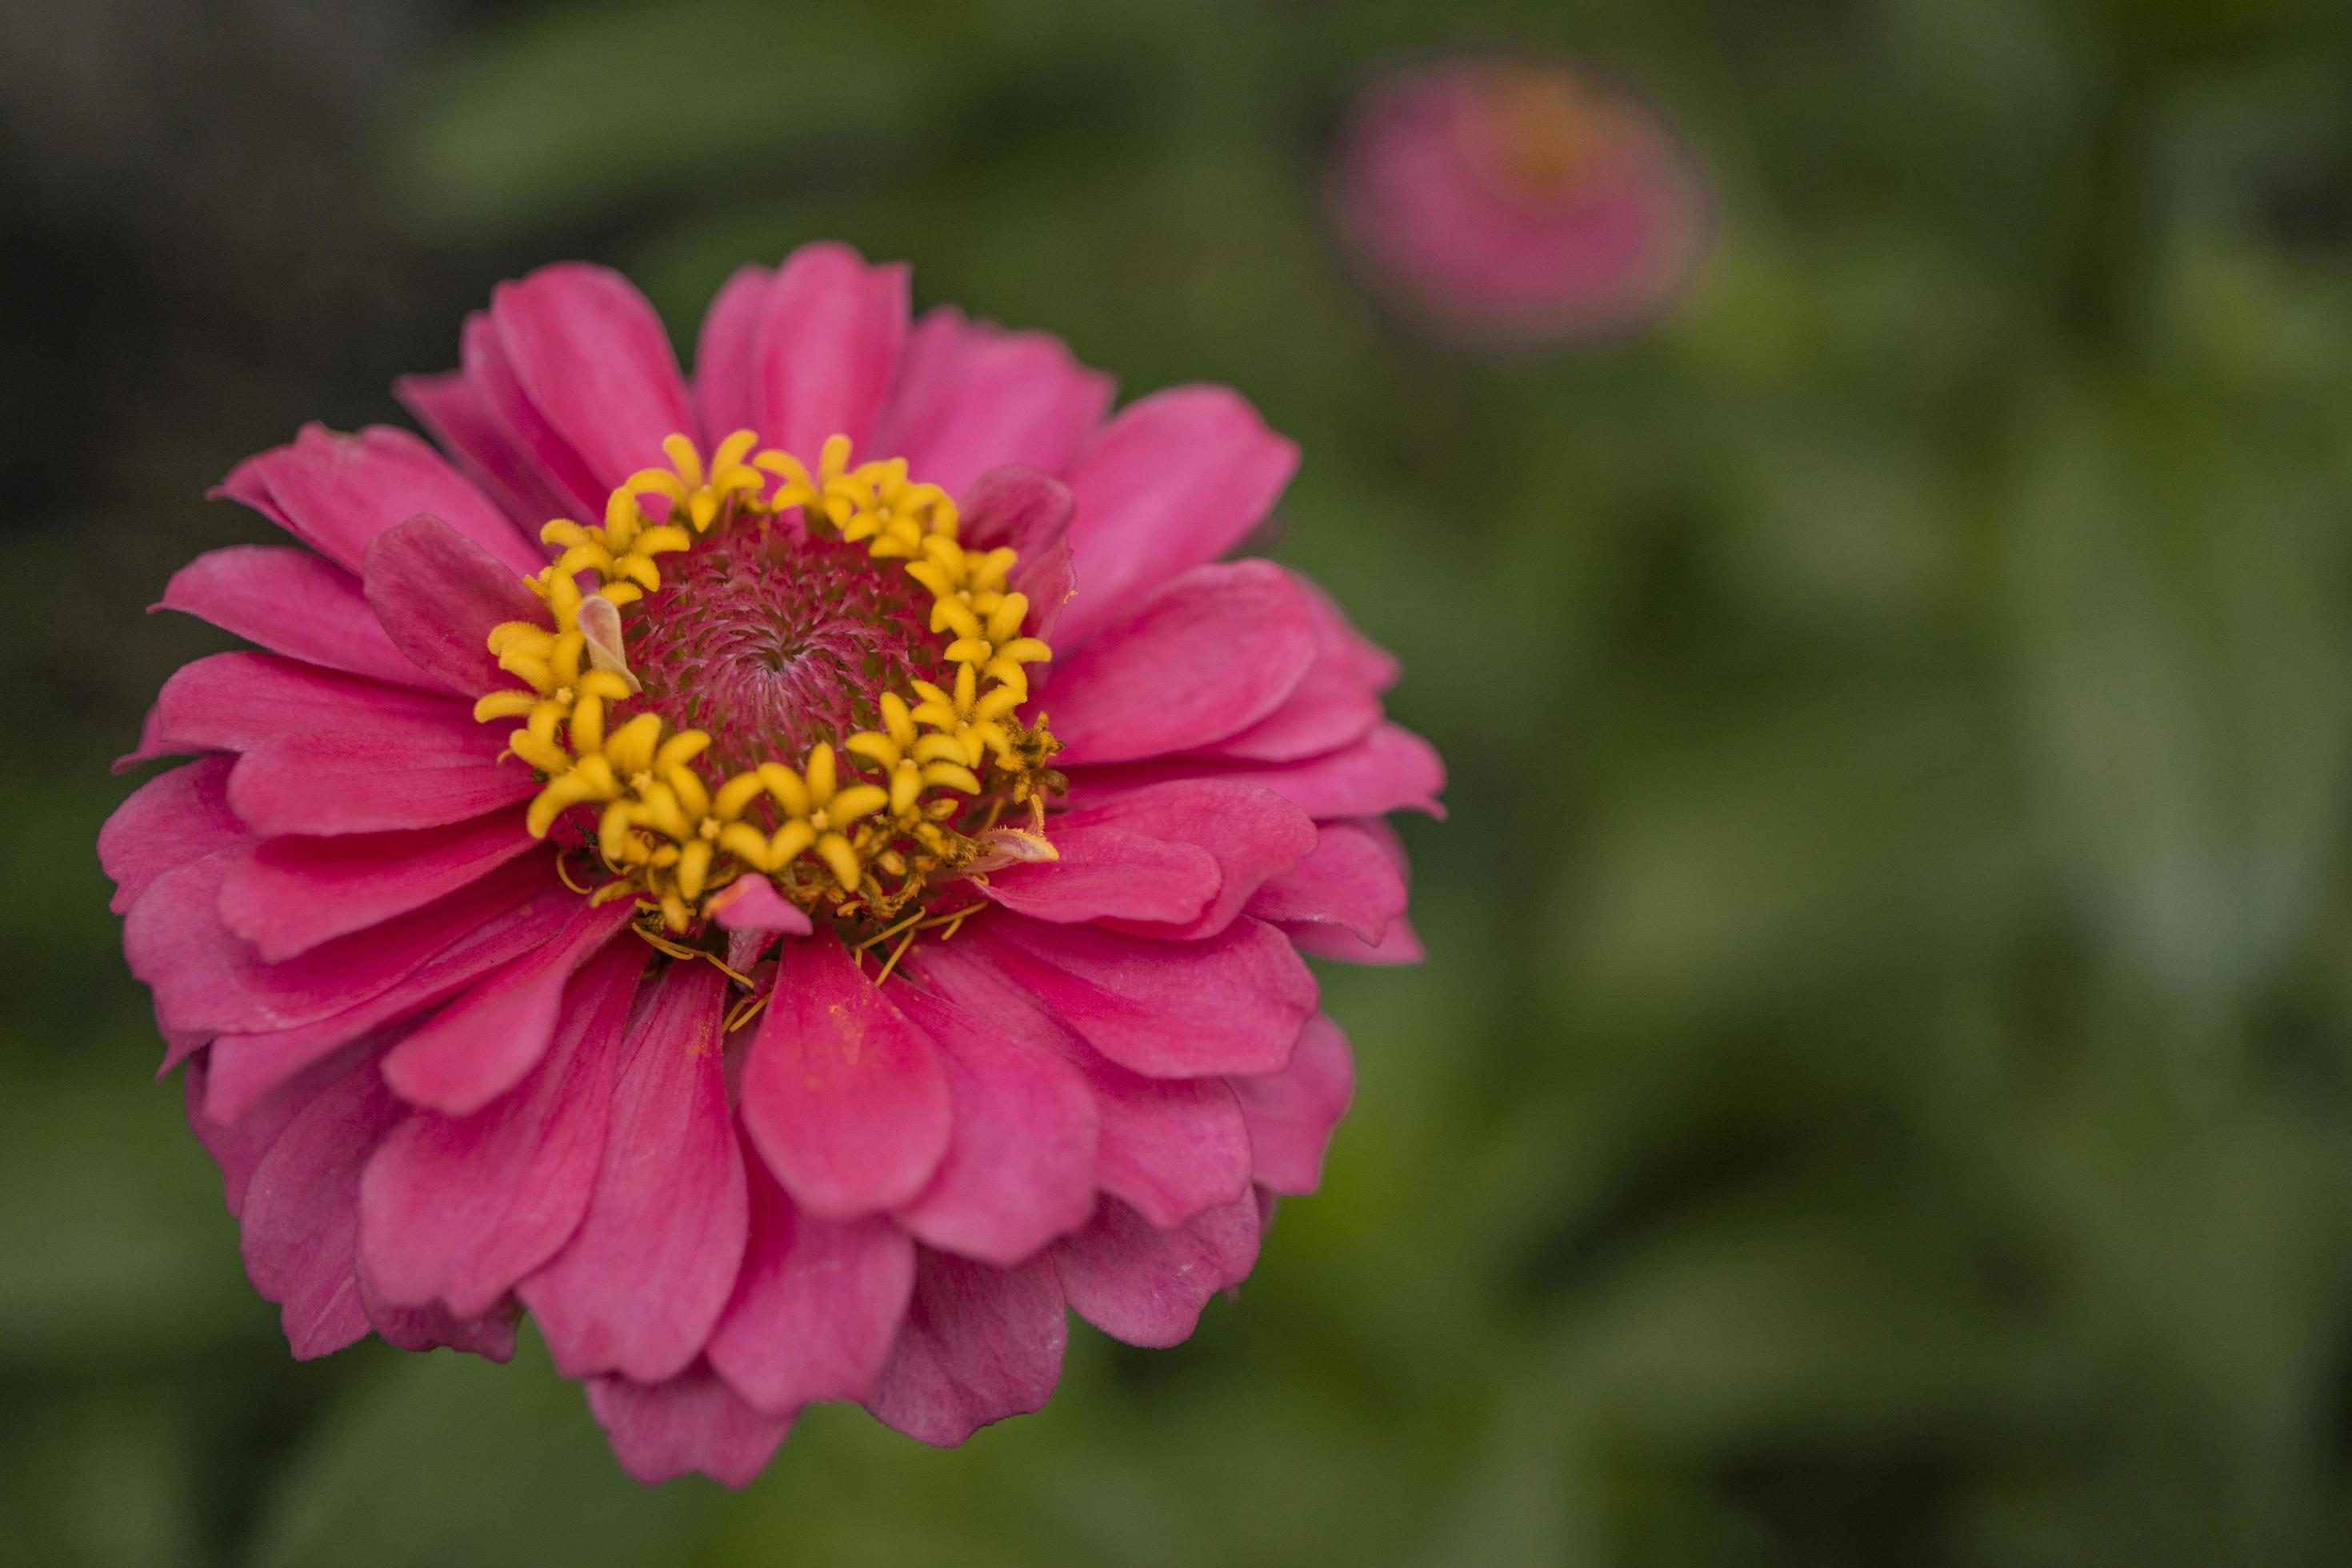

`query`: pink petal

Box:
[1283,912,1426,966]
[361,515,548,696]
[519,965,747,1383]
[956,465,1077,638]
[101,755,244,914]
[691,264,773,441]
[227,729,536,837]
[1056,386,1298,648]
[913,943,1251,1227]
[183,1035,378,1219]
[394,366,558,531]
[1066,721,1447,821]
[708,877,813,934]
[1056,778,1318,942]
[111,699,190,774]
[969,914,1315,1078]
[704,1158,914,1414]
[1052,1194,1261,1347]
[979,821,1219,926]
[741,934,951,1221]
[1230,1014,1354,1194]
[869,307,1113,498]
[492,262,698,490]
[1242,820,1408,945]
[378,898,635,1115]
[202,876,584,1123]
[128,850,550,1039]
[238,1051,409,1359]
[887,980,1099,1266]
[364,1282,517,1361]
[358,941,641,1318]
[1045,561,1317,765]
[862,1250,1066,1447]
[153,652,471,754]
[215,422,545,578]
[1205,572,1394,762]
[752,242,910,462]
[458,309,606,524]
[586,1362,790,1487]
[156,546,434,690]
[218,808,537,962]
[402,322,592,526]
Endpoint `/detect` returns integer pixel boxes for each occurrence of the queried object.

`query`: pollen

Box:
[478,430,1072,959]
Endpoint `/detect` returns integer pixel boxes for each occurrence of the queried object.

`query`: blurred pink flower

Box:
[102,243,1442,1484]
[1331,57,1711,346]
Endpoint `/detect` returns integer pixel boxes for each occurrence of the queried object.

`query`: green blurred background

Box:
[10,0,2352,1562]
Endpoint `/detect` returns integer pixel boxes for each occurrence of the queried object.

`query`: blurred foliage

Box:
[15,0,2352,1562]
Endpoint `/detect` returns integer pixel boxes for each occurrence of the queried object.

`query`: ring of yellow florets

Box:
[474,430,1066,968]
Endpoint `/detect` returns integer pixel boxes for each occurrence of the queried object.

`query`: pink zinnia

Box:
[101,243,1442,1484]
[1331,57,1710,347]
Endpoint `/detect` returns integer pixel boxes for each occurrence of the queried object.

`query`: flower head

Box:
[1330,56,1712,347]
[103,244,1442,1484]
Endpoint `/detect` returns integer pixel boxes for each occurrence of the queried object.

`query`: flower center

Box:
[472,430,1065,962]
[1466,66,1606,200]
[626,514,936,780]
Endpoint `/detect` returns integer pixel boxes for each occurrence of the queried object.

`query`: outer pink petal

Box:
[586,1362,790,1488]
[1284,912,1426,966]
[202,876,583,1122]
[378,898,636,1115]
[458,310,606,523]
[184,1036,378,1219]
[970,914,1314,1078]
[152,652,470,754]
[888,981,1100,1266]
[156,546,433,690]
[978,821,1219,926]
[357,941,641,1318]
[1056,386,1298,648]
[753,242,910,462]
[492,262,698,490]
[1066,721,1447,821]
[363,1282,517,1362]
[215,422,544,578]
[914,944,1251,1227]
[1242,819,1409,946]
[862,1250,1066,1447]
[1046,561,1317,765]
[218,808,538,962]
[227,730,534,837]
[1058,778,1318,942]
[238,1050,408,1358]
[869,306,1114,498]
[741,933,951,1221]
[705,1158,914,1414]
[127,851,549,1039]
[519,965,747,1383]
[361,515,547,697]
[1197,571,1395,763]
[1230,1015,1355,1194]
[394,366,559,532]
[101,755,244,914]
[1052,1194,1261,1347]
[691,264,773,441]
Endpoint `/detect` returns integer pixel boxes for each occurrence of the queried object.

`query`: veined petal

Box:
[742,933,951,1221]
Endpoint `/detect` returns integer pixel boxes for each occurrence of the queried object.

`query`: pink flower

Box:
[1330,56,1711,347]
[102,243,1442,1485]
